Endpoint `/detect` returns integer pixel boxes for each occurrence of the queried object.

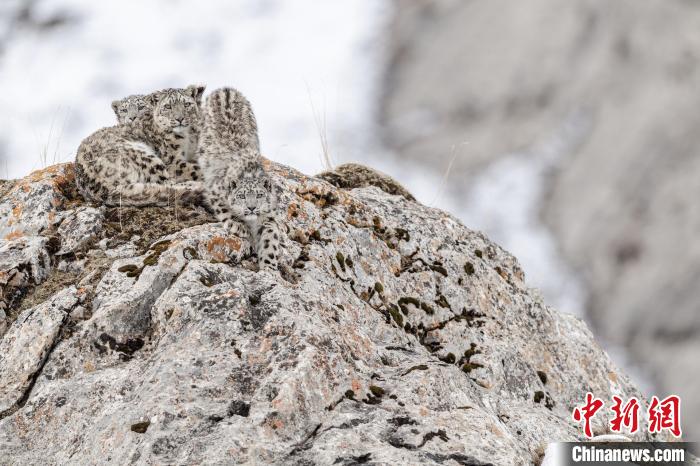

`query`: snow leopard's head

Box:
[111,94,150,124]
[148,84,205,135]
[228,168,277,222]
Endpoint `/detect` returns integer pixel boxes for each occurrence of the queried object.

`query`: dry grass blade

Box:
[305,83,333,171]
[430,141,468,207]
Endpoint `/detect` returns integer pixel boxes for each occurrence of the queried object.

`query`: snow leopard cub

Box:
[199,87,262,231]
[75,85,205,207]
[198,87,282,270]
[112,94,150,125]
[228,166,282,270]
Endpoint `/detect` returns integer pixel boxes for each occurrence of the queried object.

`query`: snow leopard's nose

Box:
[246,207,256,215]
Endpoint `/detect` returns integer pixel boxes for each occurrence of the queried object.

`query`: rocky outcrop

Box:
[0,162,662,464]
[381,0,700,437]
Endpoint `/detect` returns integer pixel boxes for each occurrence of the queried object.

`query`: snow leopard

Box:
[75,85,206,207]
[198,87,262,228]
[198,87,282,269]
[112,94,150,125]
[228,167,282,270]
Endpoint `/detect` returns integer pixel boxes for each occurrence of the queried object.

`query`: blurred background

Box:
[1,0,698,437]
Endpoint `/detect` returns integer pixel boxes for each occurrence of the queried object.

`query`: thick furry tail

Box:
[203,87,260,151]
[76,162,203,207]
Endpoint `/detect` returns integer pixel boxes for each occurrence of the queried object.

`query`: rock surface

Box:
[0,162,666,464]
[381,0,700,437]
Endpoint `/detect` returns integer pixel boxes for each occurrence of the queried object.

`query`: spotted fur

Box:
[112,94,150,125]
[228,169,282,270]
[198,87,282,270]
[75,85,205,207]
[147,86,205,182]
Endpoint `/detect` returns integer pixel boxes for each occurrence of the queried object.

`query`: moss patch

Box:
[335,252,346,272]
[103,206,212,253]
[402,364,429,376]
[388,304,403,327]
[11,250,112,325]
[464,262,475,275]
[130,421,150,434]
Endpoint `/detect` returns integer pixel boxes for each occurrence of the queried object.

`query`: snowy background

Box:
[0,0,596,336]
[0,0,586,318]
[0,0,391,177]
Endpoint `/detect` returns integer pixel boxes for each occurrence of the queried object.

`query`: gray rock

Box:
[55,206,104,255]
[381,0,700,436]
[0,163,76,239]
[0,163,671,464]
[0,287,78,416]
[0,237,52,315]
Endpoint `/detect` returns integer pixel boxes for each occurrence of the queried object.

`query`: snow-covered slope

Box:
[0,0,389,178]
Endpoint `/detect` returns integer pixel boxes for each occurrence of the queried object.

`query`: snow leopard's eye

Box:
[237,192,245,200]
[138,105,145,111]
[121,108,127,113]
[184,102,192,108]
[256,192,264,199]
[164,104,172,110]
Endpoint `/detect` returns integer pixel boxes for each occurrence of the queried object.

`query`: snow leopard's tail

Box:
[203,87,260,152]
[75,160,203,208]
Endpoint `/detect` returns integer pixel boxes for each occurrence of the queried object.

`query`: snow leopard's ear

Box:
[186,84,206,106]
[262,176,272,191]
[111,100,121,117]
[145,92,162,107]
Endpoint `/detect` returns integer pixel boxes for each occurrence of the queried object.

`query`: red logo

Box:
[572,394,682,438]
[648,395,682,438]
[572,392,604,438]
[610,395,640,434]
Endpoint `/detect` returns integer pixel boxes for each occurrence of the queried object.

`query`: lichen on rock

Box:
[0,162,662,464]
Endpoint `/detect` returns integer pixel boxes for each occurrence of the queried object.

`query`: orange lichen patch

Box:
[296,183,345,209]
[489,423,505,437]
[419,407,429,417]
[476,379,492,389]
[271,397,286,409]
[12,412,31,439]
[496,267,509,281]
[26,163,72,183]
[83,361,96,373]
[51,163,75,186]
[351,379,362,393]
[11,204,22,218]
[269,418,284,430]
[512,267,525,282]
[286,202,307,221]
[608,371,619,384]
[206,236,242,263]
[346,217,364,228]
[4,230,24,241]
[28,401,54,426]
